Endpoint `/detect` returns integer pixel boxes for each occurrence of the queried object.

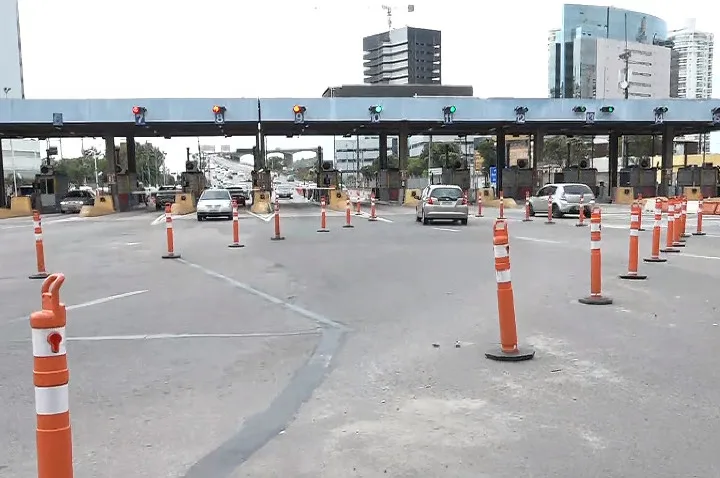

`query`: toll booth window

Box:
[39,179,55,194]
[430,188,462,200]
[64,190,85,198]
[563,184,593,195]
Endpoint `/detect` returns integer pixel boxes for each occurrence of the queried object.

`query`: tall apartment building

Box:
[548,4,671,99]
[363,27,441,85]
[669,19,714,151]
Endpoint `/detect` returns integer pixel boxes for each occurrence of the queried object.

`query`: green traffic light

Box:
[607,106,614,113]
[373,105,382,113]
[449,105,456,114]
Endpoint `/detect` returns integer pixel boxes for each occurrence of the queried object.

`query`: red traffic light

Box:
[292,105,306,114]
[132,106,143,115]
[212,105,225,114]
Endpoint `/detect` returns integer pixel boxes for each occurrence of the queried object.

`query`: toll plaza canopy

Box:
[0,97,719,138]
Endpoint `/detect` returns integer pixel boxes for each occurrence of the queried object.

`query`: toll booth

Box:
[619,163,657,198]
[676,164,719,199]
[316,167,339,201]
[376,168,402,202]
[428,168,470,190]
[502,162,533,200]
[560,162,598,192]
[33,168,70,214]
[181,162,207,204]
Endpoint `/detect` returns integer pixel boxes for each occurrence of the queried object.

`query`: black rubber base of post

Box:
[343,224,355,228]
[681,233,691,238]
[485,346,535,362]
[228,243,245,248]
[162,253,181,259]
[497,216,506,220]
[672,242,686,247]
[270,236,286,241]
[522,218,533,222]
[638,228,646,232]
[661,247,680,253]
[29,272,49,280]
[545,220,556,225]
[368,218,378,222]
[317,229,330,233]
[578,295,613,305]
[692,232,707,236]
[644,257,667,263]
[475,214,484,218]
[619,273,647,280]
[575,223,587,227]
[354,212,362,216]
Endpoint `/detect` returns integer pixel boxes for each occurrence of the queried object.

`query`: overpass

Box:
[232,147,321,166]
[1,97,719,205]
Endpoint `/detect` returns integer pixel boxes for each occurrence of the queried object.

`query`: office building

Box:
[548,4,670,99]
[669,19,714,151]
[363,27,441,85]
[335,136,396,172]
[1,0,41,188]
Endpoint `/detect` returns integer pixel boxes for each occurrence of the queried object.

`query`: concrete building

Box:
[363,27,441,85]
[669,19,714,151]
[549,4,670,99]
[335,136,396,172]
[1,0,42,190]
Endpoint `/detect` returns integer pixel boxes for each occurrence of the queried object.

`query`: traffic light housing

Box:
[212,105,226,124]
[132,106,147,126]
[600,106,615,113]
[712,107,720,125]
[514,106,528,124]
[654,106,668,125]
[293,105,306,124]
[572,105,587,113]
[442,105,456,125]
[369,105,382,123]
[654,106,669,114]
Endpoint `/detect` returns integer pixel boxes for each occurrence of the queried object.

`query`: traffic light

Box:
[113,146,125,174]
[600,106,615,113]
[132,106,147,126]
[514,106,528,124]
[442,105,456,125]
[712,107,720,125]
[572,105,587,113]
[654,106,668,125]
[293,104,306,124]
[212,105,226,124]
[654,106,668,114]
[369,105,382,123]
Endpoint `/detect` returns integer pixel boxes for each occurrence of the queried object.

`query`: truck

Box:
[153,186,179,210]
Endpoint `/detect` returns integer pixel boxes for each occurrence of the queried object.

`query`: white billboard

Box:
[0,0,24,99]
[200,144,216,153]
[220,145,231,153]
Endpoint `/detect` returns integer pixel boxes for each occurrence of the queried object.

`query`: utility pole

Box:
[619,12,631,168]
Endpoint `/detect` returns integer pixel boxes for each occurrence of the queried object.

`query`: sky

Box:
[9,0,720,170]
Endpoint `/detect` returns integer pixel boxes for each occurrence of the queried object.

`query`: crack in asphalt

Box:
[177,259,349,478]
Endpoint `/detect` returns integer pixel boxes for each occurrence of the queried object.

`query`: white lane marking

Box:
[514,236,566,244]
[64,330,321,342]
[125,242,141,246]
[359,212,393,223]
[150,214,165,225]
[247,211,275,222]
[433,227,460,232]
[676,253,720,260]
[3,290,149,325]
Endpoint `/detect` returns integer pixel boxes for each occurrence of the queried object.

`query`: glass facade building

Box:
[549,4,669,98]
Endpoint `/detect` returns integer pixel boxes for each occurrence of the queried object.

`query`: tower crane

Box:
[381,4,415,30]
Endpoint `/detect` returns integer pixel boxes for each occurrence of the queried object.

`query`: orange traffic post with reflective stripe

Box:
[576,195,587,227]
[271,198,285,241]
[545,195,555,225]
[644,198,668,263]
[619,203,647,280]
[317,196,330,232]
[522,191,532,222]
[498,190,505,219]
[32,273,74,478]
[485,219,535,362]
[29,210,50,280]
[161,203,181,259]
[368,192,378,222]
[636,193,646,231]
[579,208,613,305]
[343,198,354,229]
[661,199,680,253]
[672,198,686,248]
[680,196,691,239]
[355,192,362,216]
[693,196,706,236]
[475,195,483,217]
[228,200,245,248]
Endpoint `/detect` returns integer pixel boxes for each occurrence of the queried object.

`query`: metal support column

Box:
[532,130,544,189]
[660,127,675,197]
[608,133,620,195]
[0,142,6,208]
[496,133,506,194]
[398,128,409,203]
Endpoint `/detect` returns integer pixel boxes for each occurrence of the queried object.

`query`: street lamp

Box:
[2,87,18,196]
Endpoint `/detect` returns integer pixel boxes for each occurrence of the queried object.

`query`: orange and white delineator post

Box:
[498,190,505,219]
[661,199,680,253]
[343,198,354,229]
[576,196,587,227]
[228,200,245,248]
[680,196,691,239]
[522,191,532,222]
[579,208,613,305]
[368,192,378,222]
[32,273,74,478]
[672,198,686,248]
[161,203,181,259]
[317,196,330,232]
[545,195,555,225]
[644,198,668,263]
[636,194,646,231]
[475,195,484,217]
[271,198,285,241]
[619,203,647,280]
[693,196,707,236]
[29,210,50,280]
[485,219,535,362]
[355,192,362,216]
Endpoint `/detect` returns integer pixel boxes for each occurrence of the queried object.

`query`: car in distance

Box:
[226,186,248,207]
[416,184,469,225]
[528,183,595,218]
[196,188,233,221]
[60,189,96,213]
[275,183,294,199]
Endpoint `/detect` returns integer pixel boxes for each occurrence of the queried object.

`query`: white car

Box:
[196,188,233,221]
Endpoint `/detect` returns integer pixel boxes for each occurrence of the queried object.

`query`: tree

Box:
[627,135,655,160]
[541,136,593,167]
[407,156,426,176]
[474,140,496,178]
[54,147,107,185]
[115,142,166,186]
[419,142,462,169]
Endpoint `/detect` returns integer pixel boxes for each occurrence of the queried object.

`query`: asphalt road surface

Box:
[1,198,719,478]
